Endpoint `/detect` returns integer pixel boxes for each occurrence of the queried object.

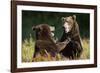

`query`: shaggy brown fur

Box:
[32,24,71,58]
[32,24,59,57]
[59,15,83,59]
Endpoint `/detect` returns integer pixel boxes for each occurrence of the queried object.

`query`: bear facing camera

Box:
[59,15,83,59]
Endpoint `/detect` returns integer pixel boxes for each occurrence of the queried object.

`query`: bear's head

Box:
[32,24,55,40]
[61,15,77,33]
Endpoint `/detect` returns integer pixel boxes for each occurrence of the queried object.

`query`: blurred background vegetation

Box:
[22,10,90,62]
[22,10,90,40]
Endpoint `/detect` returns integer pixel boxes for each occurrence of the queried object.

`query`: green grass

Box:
[22,36,90,62]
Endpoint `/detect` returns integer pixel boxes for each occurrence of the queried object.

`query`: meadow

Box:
[22,11,90,62]
[22,35,90,62]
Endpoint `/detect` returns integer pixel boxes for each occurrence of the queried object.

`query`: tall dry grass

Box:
[22,36,90,62]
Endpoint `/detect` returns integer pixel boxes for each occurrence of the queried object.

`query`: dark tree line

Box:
[22,10,90,41]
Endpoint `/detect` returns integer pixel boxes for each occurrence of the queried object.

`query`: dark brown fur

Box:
[32,24,59,58]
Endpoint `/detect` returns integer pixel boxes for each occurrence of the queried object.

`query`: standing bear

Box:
[59,15,83,59]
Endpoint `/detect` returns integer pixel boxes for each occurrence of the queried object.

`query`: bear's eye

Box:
[65,20,70,23]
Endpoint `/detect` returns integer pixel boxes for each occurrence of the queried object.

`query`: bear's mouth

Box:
[63,23,72,33]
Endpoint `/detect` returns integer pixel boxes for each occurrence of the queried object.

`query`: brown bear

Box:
[59,15,83,59]
[32,24,59,58]
[32,24,71,59]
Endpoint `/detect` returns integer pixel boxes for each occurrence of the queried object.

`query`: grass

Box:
[80,38,90,59]
[22,35,35,62]
[22,36,90,62]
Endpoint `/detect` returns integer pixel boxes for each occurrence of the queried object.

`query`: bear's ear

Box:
[61,17,65,22]
[32,25,36,30]
[72,15,76,20]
